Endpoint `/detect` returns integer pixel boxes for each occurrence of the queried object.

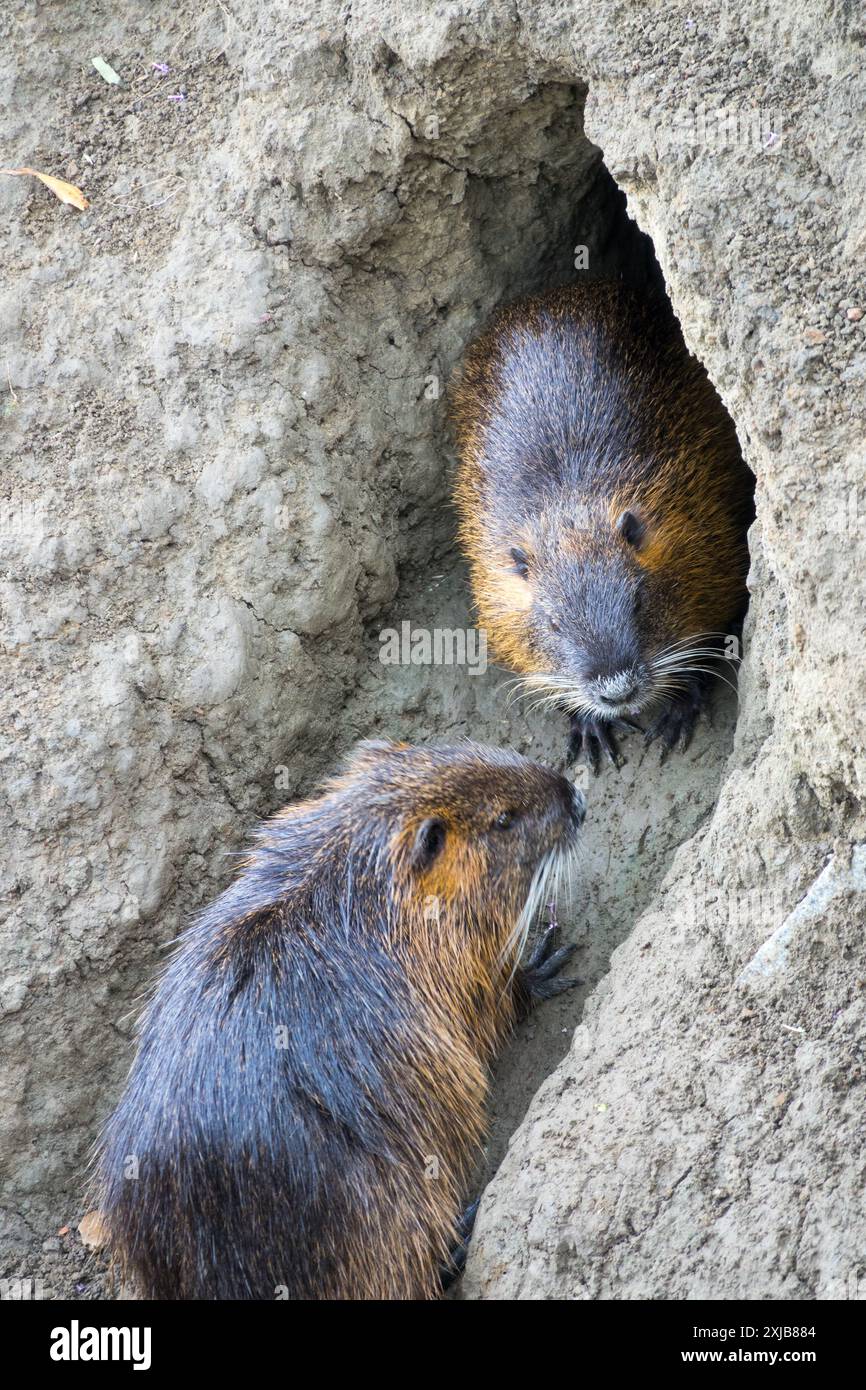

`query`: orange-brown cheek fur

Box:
[452,375,544,678]
[612,488,749,644]
[390,833,523,1057]
[472,563,541,675]
[490,567,534,615]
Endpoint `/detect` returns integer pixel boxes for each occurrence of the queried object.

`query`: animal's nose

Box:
[599,685,638,706]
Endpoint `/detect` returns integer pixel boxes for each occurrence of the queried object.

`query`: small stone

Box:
[847,307,863,322]
[78,1210,110,1251]
[804,328,826,344]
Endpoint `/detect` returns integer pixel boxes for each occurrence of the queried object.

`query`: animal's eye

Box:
[493,809,516,831]
[510,547,530,579]
[616,510,645,549]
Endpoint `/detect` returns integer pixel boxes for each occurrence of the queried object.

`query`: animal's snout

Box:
[599,685,638,707]
[593,666,644,708]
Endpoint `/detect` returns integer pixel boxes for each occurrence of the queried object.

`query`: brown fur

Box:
[451,281,754,721]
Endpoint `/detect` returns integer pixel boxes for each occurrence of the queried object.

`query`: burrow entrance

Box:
[342,87,751,1182]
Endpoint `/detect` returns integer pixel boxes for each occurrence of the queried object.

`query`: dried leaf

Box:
[0,166,90,210]
[78,1210,109,1250]
[92,55,122,85]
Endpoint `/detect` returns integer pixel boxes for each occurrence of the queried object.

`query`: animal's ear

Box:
[409,817,447,872]
[509,546,530,578]
[616,510,646,549]
[342,738,406,779]
[353,738,406,761]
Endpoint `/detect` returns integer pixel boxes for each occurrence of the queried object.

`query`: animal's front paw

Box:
[644,683,706,758]
[519,925,583,1005]
[567,712,642,773]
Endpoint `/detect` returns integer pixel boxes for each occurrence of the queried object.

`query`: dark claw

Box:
[530,974,583,1000]
[644,682,707,756]
[528,942,579,983]
[519,928,583,1007]
[525,923,556,970]
[441,1198,480,1291]
[455,1198,480,1245]
[567,712,642,773]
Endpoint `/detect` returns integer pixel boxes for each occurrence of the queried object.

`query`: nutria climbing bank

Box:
[452,280,755,769]
[94,739,585,1300]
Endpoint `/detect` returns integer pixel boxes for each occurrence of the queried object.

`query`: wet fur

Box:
[452,281,754,716]
[93,740,580,1300]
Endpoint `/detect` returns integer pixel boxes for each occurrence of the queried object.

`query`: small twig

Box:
[147,185,185,210]
[100,173,180,208]
[5,359,19,405]
[101,181,187,221]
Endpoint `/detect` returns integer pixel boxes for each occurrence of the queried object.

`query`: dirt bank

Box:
[1,1,863,1301]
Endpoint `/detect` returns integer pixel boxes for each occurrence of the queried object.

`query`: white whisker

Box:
[654,662,741,701]
[501,851,554,981]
